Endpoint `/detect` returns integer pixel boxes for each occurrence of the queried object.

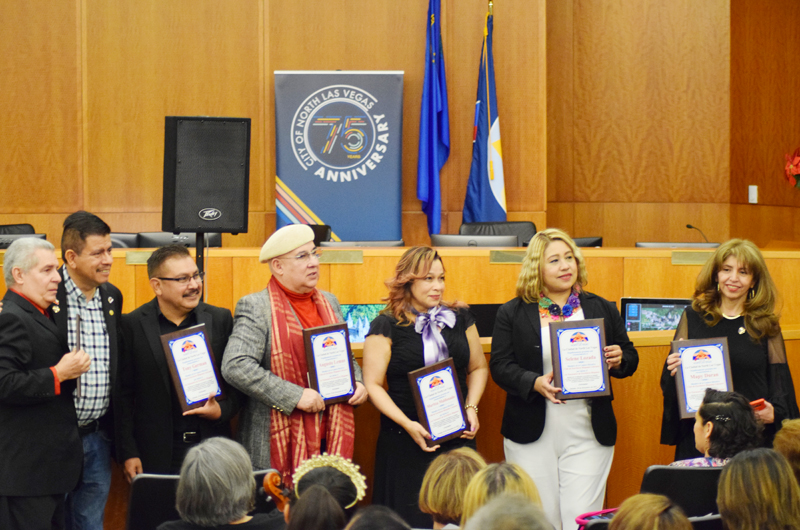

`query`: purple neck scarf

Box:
[414,305,457,366]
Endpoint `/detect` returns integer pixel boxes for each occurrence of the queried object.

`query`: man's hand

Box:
[296,388,325,413]
[183,394,222,420]
[55,348,91,382]
[124,458,143,484]
[348,382,368,406]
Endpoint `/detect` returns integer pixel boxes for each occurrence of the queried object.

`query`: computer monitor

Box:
[620,297,691,332]
[340,304,384,343]
[320,240,404,247]
[110,233,140,248]
[138,232,222,248]
[0,233,47,250]
[574,236,603,248]
[635,242,719,248]
[430,234,519,247]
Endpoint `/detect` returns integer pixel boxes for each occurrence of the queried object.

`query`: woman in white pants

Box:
[489,229,638,529]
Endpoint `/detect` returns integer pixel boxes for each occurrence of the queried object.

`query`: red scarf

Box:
[267,277,355,486]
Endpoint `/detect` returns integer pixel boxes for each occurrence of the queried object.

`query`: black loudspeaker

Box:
[162,116,251,234]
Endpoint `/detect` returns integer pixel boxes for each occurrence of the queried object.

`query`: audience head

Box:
[773,418,800,485]
[693,239,778,338]
[717,448,800,530]
[3,238,60,309]
[460,462,541,526]
[286,453,367,530]
[260,224,319,294]
[383,246,448,324]
[345,506,411,530]
[516,228,587,304]
[463,493,550,530]
[61,211,113,290]
[175,437,256,527]
[693,388,761,459]
[419,447,488,527]
[608,494,691,530]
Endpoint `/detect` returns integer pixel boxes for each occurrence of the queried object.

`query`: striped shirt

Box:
[63,268,111,425]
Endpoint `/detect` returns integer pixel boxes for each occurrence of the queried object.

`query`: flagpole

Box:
[485,4,493,180]
[489,0,493,16]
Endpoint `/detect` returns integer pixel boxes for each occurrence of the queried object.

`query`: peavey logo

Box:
[198,208,221,221]
[291,84,391,183]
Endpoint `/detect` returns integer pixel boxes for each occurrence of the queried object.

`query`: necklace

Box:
[538,289,581,320]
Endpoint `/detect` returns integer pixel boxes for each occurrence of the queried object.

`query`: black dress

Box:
[660,307,799,460]
[368,308,476,528]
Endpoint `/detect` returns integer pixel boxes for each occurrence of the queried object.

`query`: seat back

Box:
[125,473,180,530]
[459,221,537,246]
[306,224,332,246]
[0,223,35,235]
[689,514,723,530]
[584,519,611,530]
[639,465,722,517]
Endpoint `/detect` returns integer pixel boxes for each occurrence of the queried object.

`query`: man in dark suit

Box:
[0,238,91,530]
[56,212,123,530]
[118,244,240,481]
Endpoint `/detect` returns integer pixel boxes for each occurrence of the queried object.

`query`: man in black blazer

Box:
[56,212,123,530]
[118,244,240,481]
[0,238,91,530]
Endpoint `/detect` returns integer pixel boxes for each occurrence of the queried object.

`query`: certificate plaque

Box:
[408,358,467,447]
[673,337,733,419]
[550,318,611,400]
[160,324,225,412]
[303,323,356,405]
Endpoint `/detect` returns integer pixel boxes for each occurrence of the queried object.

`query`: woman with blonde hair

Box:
[419,447,487,528]
[363,247,489,527]
[490,228,638,529]
[717,448,800,530]
[661,239,799,460]
[773,418,800,484]
[608,494,691,530]
[460,462,541,526]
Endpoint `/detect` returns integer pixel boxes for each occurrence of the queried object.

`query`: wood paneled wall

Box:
[0,0,546,248]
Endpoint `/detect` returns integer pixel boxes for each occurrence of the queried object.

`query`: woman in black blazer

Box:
[490,229,638,529]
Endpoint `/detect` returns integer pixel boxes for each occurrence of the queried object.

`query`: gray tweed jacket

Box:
[221,288,363,470]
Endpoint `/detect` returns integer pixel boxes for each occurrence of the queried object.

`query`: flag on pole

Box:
[463,9,506,223]
[417,0,450,234]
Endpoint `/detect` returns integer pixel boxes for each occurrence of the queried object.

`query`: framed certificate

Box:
[673,337,733,419]
[303,323,356,405]
[408,358,467,447]
[160,324,225,412]
[550,318,611,400]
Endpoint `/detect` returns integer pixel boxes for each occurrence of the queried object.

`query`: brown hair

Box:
[418,447,488,526]
[692,239,779,340]
[773,418,800,486]
[515,228,588,304]
[717,449,800,530]
[609,494,691,530]
[381,246,452,326]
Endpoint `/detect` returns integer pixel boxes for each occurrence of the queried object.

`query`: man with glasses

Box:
[117,244,240,481]
[57,211,123,530]
[222,224,367,482]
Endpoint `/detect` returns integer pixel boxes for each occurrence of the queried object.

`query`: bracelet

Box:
[465,404,479,415]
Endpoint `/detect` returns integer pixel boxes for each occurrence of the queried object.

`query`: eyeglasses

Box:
[157,271,205,285]
[279,247,322,262]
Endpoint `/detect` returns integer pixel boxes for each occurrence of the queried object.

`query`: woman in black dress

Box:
[362,247,488,527]
[661,239,799,460]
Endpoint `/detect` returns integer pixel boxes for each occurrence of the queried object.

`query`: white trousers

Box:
[503,399,614,530]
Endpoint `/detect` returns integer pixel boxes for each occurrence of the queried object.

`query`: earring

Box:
[748,287,755,300]
[716,283,720,292]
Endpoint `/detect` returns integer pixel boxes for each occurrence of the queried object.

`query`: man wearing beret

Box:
[222,225,367,483]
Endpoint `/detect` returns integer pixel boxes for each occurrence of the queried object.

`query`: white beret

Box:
[259,224,315,263]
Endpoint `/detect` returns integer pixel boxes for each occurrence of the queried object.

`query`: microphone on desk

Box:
[686,224,710,243]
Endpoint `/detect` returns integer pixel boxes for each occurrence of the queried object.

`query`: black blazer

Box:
[0,290,83,496]
[117,298,240,473]
[490,291,639,446]
[54,266,124,454]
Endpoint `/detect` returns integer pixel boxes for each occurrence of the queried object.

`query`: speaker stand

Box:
[196,232,206,276]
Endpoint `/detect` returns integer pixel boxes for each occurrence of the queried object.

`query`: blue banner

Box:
[417,0,450,235]
[275,72,404,240]
[463,14,507,224]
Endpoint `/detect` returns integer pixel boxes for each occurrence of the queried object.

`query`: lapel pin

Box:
[108,296,114,304]
[738,327,746,335]
[109,310,115,316]
[53,306,60,313]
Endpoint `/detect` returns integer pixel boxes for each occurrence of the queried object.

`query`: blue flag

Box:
[417,0,450,234]
[463,13,506,223]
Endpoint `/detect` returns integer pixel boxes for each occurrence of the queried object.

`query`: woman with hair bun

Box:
[671,388,761,467]
[661,239,800,460]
